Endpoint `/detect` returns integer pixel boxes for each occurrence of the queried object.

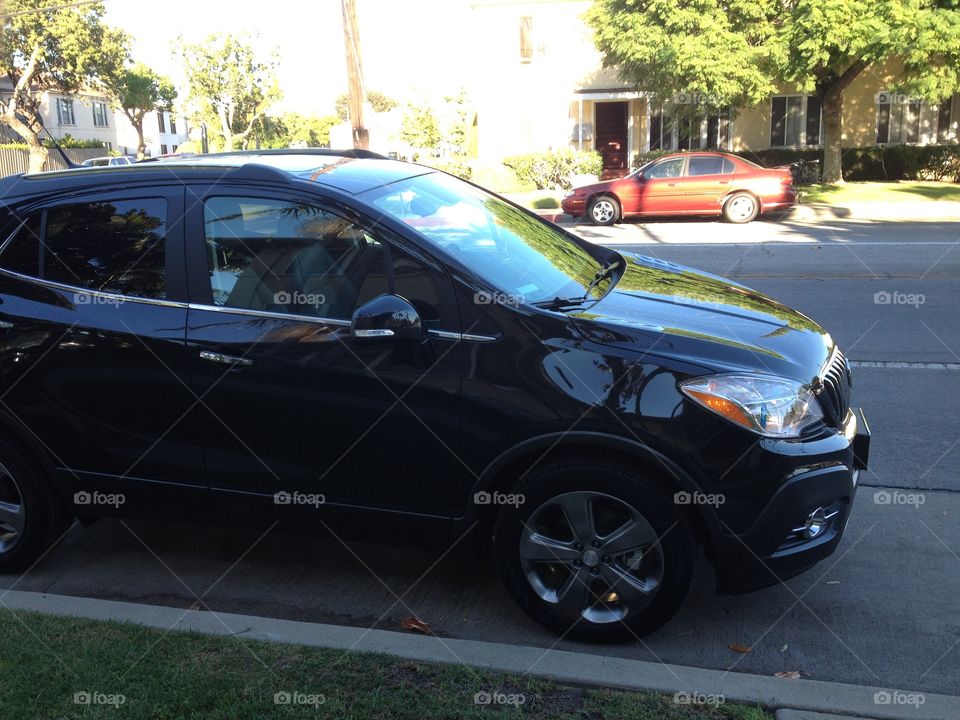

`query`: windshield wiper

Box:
[533,259,622,312]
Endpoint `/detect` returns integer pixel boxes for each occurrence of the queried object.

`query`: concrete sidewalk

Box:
[3,590,956,720]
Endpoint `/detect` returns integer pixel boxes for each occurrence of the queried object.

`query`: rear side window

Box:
[0,214,42,277]
[43,199,167,299]
[688,156,735,176]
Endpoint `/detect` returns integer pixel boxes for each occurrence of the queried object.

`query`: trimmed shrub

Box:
[503,148,602,190]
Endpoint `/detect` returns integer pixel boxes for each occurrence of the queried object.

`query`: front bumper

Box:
[712,407,870,594]
[560,196,586,217]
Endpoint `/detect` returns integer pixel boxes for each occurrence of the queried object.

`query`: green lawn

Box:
[801,180,960,204]
[505,189,565,209]
[0,610,772,719]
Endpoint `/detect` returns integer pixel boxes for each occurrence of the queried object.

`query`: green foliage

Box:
[259,113,339,149]
[334,90,399,121]
[179,33,281,151]
[503,149,603,190]
[419,156,473,180]
[104,62,176,116]
[400,103,440,151]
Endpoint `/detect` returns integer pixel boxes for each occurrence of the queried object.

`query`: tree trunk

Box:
[0,113,48,173]
[27,143,48,174]
[135,123,146,160]
[821,89,844,184]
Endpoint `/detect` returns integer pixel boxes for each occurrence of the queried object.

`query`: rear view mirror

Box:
[351,294,423,342]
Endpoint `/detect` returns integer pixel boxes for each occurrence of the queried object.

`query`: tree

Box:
[585,0,960,183]
[400,103,440,153]
[259,113,339,148]
[334,90,399,121]
[179,33,281,151]
[0,0,128,172]
[102,63,176,160]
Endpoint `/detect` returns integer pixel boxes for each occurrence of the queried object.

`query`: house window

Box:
[770,96,820,147]
[877,91,953,144]
[519,16,534,62]
[56,98,75,126]
[160,144,168,155]
[157,111,166,133]
[171,144,178,153]
[92,101,109,127]
[169,116,177,134]
[650,105,730,151]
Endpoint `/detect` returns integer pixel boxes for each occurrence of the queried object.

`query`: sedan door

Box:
[680,155,737,212]
[182,188,466,542]
[632,157,688,214]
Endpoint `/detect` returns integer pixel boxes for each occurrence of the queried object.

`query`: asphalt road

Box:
[2,216,959,699]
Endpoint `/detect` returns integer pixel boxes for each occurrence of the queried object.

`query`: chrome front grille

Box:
[818,349,852,428]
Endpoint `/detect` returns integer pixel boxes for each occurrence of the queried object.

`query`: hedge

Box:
[503,148,603,190]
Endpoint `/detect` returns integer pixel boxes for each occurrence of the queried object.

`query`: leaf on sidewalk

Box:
[400,616,432,635]
[728,643,752,654]
[779,643,788,653]
[774,671,802,679]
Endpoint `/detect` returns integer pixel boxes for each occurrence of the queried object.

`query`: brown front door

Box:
[595,101,628,179]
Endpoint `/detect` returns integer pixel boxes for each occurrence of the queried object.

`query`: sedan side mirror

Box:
[351,294,423,342]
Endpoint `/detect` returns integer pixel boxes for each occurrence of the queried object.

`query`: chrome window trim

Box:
[186,302,352,327]
[428,329,498,343]
[0,267,186,309]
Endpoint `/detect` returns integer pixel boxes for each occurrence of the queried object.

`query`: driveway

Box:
[3,216,959,698]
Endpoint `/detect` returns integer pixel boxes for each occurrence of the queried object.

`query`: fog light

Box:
[793,506,840,540]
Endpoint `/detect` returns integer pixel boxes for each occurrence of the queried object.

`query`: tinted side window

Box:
[43,199,167,298]
[688,156,732,176]
[0,214,42,277]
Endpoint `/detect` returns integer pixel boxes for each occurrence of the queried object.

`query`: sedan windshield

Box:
[360,172,611,305]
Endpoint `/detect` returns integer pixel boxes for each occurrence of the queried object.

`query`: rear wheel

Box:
[493,458,695,641]
[722,192,759,223]
[0,438,69,573]
[587,196,620,226]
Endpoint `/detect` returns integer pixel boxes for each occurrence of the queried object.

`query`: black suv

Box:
[0,150,869,640]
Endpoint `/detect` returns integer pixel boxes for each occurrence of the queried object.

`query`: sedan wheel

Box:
[723,192,759,223]
[0,463,25,554]
[587,197,619,226]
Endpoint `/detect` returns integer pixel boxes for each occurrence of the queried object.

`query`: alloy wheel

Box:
[0,462,25,554]
[591,199,617,224]
[519,491,664,624]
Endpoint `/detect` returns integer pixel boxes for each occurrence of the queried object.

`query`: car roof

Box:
[0,149,434,201]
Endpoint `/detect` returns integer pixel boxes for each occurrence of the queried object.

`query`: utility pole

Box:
[341,0,369,149]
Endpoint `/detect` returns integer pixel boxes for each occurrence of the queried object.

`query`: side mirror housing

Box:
[351,294,423,342]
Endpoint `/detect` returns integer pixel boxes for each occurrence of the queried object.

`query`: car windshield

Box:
[360,171,612,305]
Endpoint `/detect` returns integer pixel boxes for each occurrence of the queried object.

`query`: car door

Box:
[0,188,207,514]
[633,157,687,214]
[681,155,736,212]
[182,187,465,542]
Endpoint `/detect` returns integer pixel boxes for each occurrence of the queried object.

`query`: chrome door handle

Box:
[199,350,253,366]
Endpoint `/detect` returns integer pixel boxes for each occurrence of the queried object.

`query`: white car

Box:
[81,156,135,167]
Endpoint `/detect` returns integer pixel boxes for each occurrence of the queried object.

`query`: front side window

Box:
[360,172,609,305]
[645,158,685,179]
[0,213,42,277]
[204,197,406,321]
[56,98,75,126]
[43,199,167,298]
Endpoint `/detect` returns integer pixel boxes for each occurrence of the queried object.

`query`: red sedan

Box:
[561,151,798,225]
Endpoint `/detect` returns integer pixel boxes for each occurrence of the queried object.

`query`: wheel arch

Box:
[0,408,64,500]
[721,188,760,211]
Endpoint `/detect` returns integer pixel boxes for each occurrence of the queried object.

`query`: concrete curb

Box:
[3,590,956,720]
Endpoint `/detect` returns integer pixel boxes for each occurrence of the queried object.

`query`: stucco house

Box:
[469,0,959,176]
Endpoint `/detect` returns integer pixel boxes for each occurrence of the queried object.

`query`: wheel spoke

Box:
[0,500,24,533]
[599,518,658,556]
[558,493,594,544]
[600,563,659,611]
[553,568,590,618]
[519,532,580,563]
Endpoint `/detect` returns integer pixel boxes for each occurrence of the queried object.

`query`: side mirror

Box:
[351,294,423,342]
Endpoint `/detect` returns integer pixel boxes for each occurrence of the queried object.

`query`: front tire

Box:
[722,192,759,223]
[493,458,695,641]
[0,438,69,573]
[587,196,620,226]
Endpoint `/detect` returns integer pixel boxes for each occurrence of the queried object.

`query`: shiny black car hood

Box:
[569,252,833,381]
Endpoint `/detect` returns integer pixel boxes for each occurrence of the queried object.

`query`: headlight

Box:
[679,374,823,437]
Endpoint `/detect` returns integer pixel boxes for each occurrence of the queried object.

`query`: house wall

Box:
[42,92,118,150]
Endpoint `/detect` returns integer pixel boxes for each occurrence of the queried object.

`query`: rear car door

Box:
[681,155,736,212]
[0,187,207,514]
[634,157,687,214]
[182,186,465,542]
